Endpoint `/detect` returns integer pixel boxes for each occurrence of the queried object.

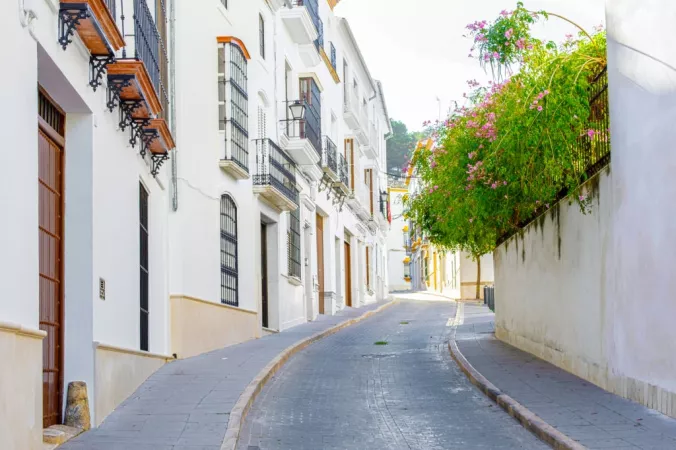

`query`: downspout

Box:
[169,0,178,211]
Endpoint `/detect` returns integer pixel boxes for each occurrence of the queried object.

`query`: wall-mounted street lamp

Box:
[289,100,306,120]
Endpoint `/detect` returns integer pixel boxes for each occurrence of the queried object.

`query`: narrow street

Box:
[237,299,548,450]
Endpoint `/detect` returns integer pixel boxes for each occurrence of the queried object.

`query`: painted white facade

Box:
[387,185,411,292]
[0,0,391,447]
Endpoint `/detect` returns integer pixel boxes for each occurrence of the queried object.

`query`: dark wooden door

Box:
[316,214,324,314]
[261,223,269,328]
[344,241,352,307]
[38,120,64,428]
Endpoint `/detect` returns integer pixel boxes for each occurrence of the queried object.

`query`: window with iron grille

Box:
[220,194,238,306]
[218,43,249,171]
[259,14,265,59]
[288,207,301,279]
[139,183,149,351]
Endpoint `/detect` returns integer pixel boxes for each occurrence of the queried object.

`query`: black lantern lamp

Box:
[289,100,306,120]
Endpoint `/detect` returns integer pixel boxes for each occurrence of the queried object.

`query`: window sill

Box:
[284,274,303,286]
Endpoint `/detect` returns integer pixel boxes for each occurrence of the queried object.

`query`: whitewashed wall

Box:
[496,0,676,418]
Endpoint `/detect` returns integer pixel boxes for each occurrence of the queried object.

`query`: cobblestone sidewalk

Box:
[61,301,390,450]
[456,304,676,450]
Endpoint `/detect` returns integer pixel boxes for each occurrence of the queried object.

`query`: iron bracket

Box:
[89,54,115,91]
[58,7,89,51]
[106,77,132,112]
[150,153,170,177]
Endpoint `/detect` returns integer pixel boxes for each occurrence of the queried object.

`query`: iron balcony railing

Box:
[254,138,298,205]
[322,136,338,174]
[118,0,169,112]
[292,0,320,36]
[497,67,609,245]
[281,101,321,157]
[338,153,349,187]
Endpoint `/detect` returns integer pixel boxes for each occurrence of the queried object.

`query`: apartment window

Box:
[259,14,265,59]
[366,247,371,291]
[345,138,355,190]
[364,169,374,215]
[220,194,238,306]
[288,207,301,279]
[218,42,249,170]
[139,183,149,351]
[330,42,337,70]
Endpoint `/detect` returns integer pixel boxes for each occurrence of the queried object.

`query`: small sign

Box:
[99,278,106,300]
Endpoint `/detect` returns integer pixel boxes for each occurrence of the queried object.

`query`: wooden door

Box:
[344,241,352,307]
[316,214,325,314]
[38,91,65,428]
[261,223,269,328]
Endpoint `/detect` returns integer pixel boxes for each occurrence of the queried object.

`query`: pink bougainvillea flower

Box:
[537,106,543,112]
[434,185,439,190]
[429,188,434,194]
[587,129,596,139]
[579,194,587,202]
[491,183,497,189]
[503,181,508,185]
[505,28,514,39]
[516,38,526,50]
[500,9,510,17]
[468,152,476,160]
[493,52,500,59]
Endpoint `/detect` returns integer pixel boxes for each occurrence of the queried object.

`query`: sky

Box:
[335,0,606,132]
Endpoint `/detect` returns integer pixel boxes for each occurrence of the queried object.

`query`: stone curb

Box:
[448,338,586,450]
[220,300,398,450]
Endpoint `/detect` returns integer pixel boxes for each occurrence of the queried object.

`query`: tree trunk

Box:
[475,255,481,300]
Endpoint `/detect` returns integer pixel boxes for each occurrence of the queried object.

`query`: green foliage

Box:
[405,3,607,255]
[386,120,418,173]
[374,340,389,345]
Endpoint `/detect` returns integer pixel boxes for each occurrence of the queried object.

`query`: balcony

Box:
[280,0,319,45]
[142,118,175,176]
[279,103,322,182]
[103,0,172,168]
[59,0,125,89]
[335,153,350,194]
[343,88,369,145]
[364,123,379,160]
[253,139,299,212]
[321,136,339,181]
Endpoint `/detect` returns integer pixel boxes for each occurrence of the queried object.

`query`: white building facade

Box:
[0,0,390,448]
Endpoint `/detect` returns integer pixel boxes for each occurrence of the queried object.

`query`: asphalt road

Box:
[237,299,548,450]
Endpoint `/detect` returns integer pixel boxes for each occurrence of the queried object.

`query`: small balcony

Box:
[364,123,379,160]
[280,0,319,45]
[142,118,175,176]
[59,0,125,88]
[253,139,299,212]
[220,121,250,180]
[321,136,339,181]
[343,88,369,145]
[335,153,350,194]
[280,111,322,182]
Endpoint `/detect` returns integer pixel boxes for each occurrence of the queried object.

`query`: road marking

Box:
[447,302,465,327]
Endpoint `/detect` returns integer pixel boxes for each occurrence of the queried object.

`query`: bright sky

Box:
[335,0,606,132]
